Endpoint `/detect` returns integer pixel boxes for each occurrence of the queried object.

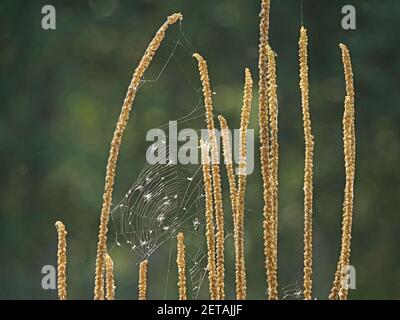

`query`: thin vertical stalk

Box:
[266,46,279,299]
[299,26,314,300]
[94,13,183,299]
[329,43,356,300]
[105,254,116,300]
[194,53,225,299]
[138,260,148,300]
[55,221,67,300]
[234,68,253,300]
[200,140,218,299]
[176,232,187,300]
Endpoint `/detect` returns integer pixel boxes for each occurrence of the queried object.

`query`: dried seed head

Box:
[55,221,67,300]
[94,13,183,299]
[138,260,148,300]
[200,139,218,300]
[194,54,225,299]
[258,0,279,301]
[176,232,187,300]
[105,254,116,300]
[265,45,279,300]
[299,26,314,300]
[330,43,356,301]
[218,115,237,227]
[232,68,254,300]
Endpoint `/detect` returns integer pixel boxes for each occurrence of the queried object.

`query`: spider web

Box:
[106,19,213,299]
[110,105,210,299]
[105,18,306,298]
[106,17,278,300]
[106,19,254,299]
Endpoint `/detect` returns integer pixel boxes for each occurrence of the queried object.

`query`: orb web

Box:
[108,20,232,299]
[110,104,210,298]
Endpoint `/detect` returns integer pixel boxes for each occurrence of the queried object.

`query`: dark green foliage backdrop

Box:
[0,0,399,299]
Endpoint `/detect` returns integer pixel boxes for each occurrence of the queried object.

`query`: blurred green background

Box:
[1,0,399,299]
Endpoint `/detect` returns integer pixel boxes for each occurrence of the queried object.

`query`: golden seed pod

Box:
[330,43,356,300]
[105,254,116,300]
[299,26,315,301]
[200,139,218,300]
[55,221,67,300]
[138,260,149,300]
[94,13,183,300]
[194,54,225,299]
[176,232,187,300]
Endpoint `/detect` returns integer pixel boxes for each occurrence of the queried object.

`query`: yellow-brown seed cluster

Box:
[329,44,356,301]
[258,0,271,175]
[299,26,314,300]
[258,0,280,300]
[218,115,238,228]
[138,260,149,300]
[218,115,241,297]
[235,68,253,300]
[258,0,271,157]
[55,221,67,300]
[105,254,116,300]
[194,53,225,299]
[94,13,183,300]
[218,115,242,299]
[200,140,218,299]
[265,46,279,300]
[176,232,187,300]
[218,68,252,300]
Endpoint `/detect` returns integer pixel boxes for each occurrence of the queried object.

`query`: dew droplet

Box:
[144,193,152,201]
[157,214,165,223]
[193,218,200,230]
